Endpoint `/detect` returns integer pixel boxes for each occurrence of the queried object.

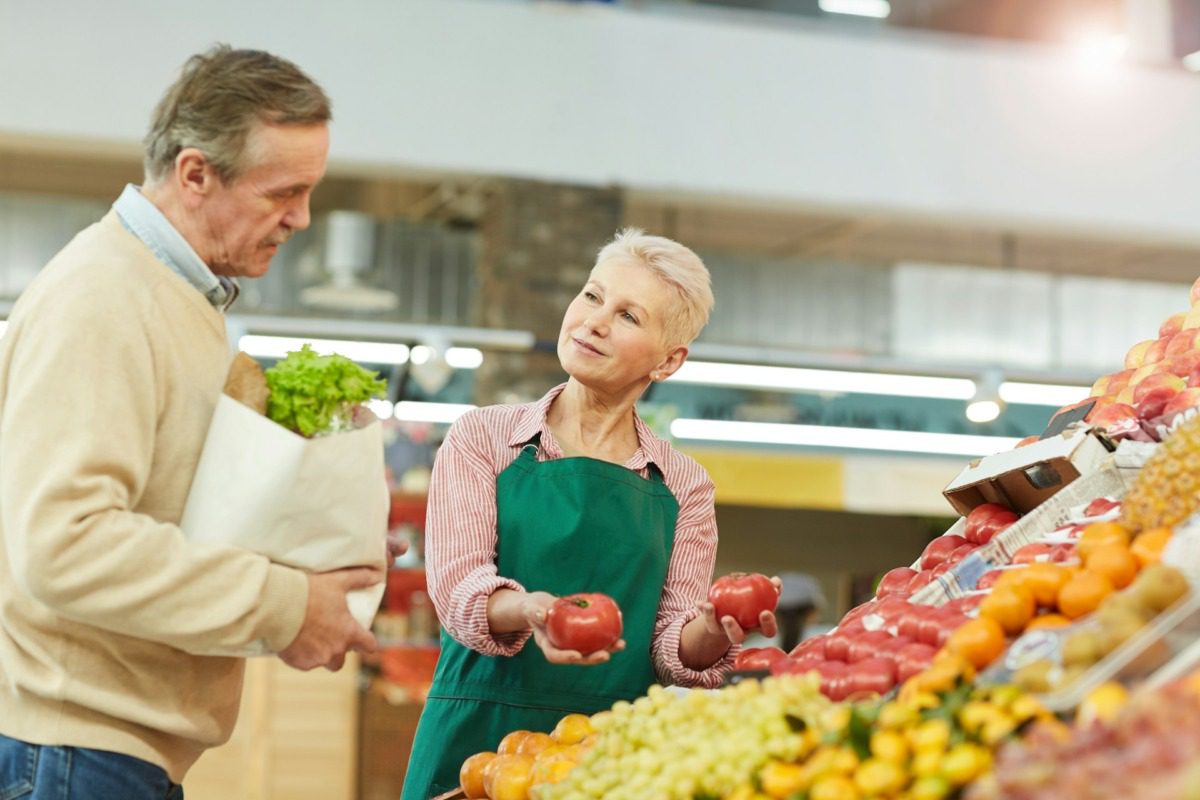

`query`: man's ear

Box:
[174,147,215,207]
[654,345,689,381]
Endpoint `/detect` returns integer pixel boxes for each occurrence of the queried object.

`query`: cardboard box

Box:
[911,457,1140,605]
[941,429,1114,517]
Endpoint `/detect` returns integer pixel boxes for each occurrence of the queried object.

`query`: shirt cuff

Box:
[655,608,740,689]
[447,575,532,657]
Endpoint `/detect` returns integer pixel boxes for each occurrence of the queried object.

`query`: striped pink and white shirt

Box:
[425,383,737,688]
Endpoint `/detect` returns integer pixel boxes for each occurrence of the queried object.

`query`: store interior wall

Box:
[4,0,1200,246]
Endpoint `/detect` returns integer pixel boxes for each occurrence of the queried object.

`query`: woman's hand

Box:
[523,591,626,666]
[696,574,783,645]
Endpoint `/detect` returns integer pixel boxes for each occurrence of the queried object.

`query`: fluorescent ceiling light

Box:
[239,335,411,365]
[393,401,475,424]
[965,400,1002,424]
[445,347,484,369]
[818,0,891,19]
[1183,50,1200,72]
[366,399,395,420]
[670,418,1019,457]
[999,381,1089,407]
[669,361,975,400]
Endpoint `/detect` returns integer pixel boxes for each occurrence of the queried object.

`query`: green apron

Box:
[400,437,679,799]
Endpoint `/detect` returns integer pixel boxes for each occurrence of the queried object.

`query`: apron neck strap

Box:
[519,432,666,484]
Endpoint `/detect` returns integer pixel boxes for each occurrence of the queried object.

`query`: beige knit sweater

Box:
[0,212,309,781]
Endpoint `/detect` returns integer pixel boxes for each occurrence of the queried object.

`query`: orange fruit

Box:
[1015,563,1072,608]
[483,754,534,800]
[979,585,1036,636]
[551,713,593,745]
[516,731,555,758]
[1077,522,1132,562]
[1084,544,1139,589]
[460,751,496,799]
[1026,613,1072,631]
[994,569,1028,592]
[497,730,531,756]
[945,617,1006,669]
[1057,571,1114,619]
[530,752,576,786]
[1131,527,1172,567]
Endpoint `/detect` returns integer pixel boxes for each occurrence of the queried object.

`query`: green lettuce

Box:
[264,345,388,437]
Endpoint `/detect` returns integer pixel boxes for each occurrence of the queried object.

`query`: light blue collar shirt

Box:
[113,184,239,311]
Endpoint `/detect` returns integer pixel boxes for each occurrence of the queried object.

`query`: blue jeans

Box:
[0,735,183,800]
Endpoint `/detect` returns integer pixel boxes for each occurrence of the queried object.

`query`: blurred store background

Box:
[3,0,1200,796]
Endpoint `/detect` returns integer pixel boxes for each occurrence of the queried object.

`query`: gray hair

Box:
[143,44,331,184]
[594,228,714,346]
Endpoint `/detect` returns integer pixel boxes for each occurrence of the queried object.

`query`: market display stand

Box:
[183,654,360,800]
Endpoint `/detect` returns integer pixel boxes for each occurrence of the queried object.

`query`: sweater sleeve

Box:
[425,410,530,656]
[0,288,307,656]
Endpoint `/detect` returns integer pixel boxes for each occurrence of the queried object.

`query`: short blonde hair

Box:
[143,44,331,184]
[595,228,713,346]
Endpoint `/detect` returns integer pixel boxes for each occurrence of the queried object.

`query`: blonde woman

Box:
[402,229,779,798]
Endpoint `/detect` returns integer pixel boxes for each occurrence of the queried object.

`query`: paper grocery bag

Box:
[180,394,388,656]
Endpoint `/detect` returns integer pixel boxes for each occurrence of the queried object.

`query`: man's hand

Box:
[385,532,408,569]
[278,566,383,671]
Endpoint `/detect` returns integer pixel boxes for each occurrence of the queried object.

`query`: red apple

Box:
[1162,387,1200,418]
[1129,363,1162,387]
[1124,339,1156,370]
[920,534,967,571]
[1088,403,1139,429]
[1135,387,1181,420]
[1166,330,1200,359]
[1166,351,1200,378]
[1134,373,1186,403]
[1114,386,1136,405]
[1161,311,1189,339]
[1108,368,1135,393]
[1145,336,1173,366]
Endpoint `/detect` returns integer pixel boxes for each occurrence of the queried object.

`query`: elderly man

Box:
[0,45,383,799]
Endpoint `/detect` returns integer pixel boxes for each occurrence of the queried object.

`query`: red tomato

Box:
[920,534,967,570]
[1049,543,1077,563]
[847,630,896,663]
[976,570,1005,590]
[708,573,780,630]
[936,611,971,648]
[825,630,854,662]
[544,593,623,654]
[917,607,968,647]
[1084,497,1120,517]
[734,647,787,672]
[789,635,828,660]
[771,656,823,677]
[870,596,913,627]
[907,570,935,594]
[814,661,849,700]
[876,567,917,598]
[895,642,937,682]
[897,604,932,640]
[945,594,984,615]
[965,503,1020,545]
[1012,543,1053,565]
[931,560,956,579]
[948,543,979,565]
[847,657,897,696]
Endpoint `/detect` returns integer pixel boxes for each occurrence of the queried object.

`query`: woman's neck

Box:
[546,380,641,463]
